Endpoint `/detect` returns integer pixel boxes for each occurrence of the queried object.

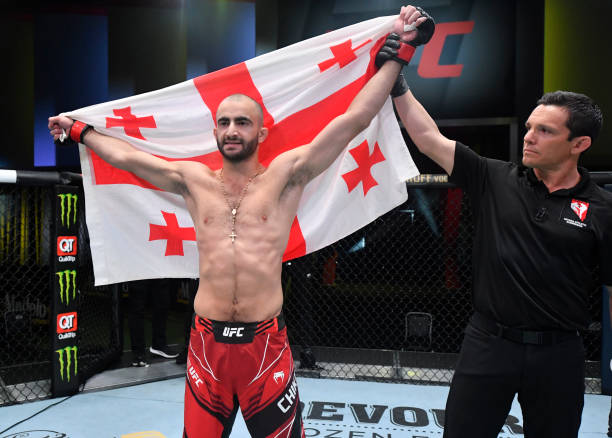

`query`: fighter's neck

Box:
[220,158,265,181]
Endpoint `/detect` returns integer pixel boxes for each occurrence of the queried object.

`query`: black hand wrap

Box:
[375,33,415,67]
[375,5,436,68]
[408,7,435,47]
[391,74,409,98]
[375,33,400,68]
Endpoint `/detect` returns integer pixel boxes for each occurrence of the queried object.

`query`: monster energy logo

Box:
[58,193,78,227]
[56,345,78,382]
[56,270,77,305]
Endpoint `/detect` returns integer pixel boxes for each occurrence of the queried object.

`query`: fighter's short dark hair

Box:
[223,94,264,125]
[537,90,603,142]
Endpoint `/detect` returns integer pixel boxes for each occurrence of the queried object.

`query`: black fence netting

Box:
[0,183,121,406]
[0,174,607,406]
[283,178,606,393]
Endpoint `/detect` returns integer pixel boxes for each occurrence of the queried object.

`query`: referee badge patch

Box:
[570,199,589,221]
[561,199,590,229]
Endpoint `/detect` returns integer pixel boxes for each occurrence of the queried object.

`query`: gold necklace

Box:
[219,168,261,243]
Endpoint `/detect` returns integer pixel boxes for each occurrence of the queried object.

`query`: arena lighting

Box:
[413,190,439,237]
[398,208,415,222]
[348,237,365,253]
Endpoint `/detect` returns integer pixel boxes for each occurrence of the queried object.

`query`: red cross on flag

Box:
[65,15,419,285]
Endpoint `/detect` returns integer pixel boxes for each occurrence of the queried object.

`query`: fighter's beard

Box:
[217,137,258,163]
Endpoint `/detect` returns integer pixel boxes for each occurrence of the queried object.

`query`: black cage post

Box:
[51,185,81,396]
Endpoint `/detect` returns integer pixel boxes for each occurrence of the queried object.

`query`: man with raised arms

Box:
[49,6,434,437]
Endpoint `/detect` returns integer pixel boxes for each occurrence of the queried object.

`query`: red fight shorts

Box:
[184,312,304,438]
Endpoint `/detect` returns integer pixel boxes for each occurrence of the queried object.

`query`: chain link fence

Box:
[0,181,121,406]
[284,177,607,393]
[0,173,608,405]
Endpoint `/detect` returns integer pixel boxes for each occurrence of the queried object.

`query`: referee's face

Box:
[522,104,575,170]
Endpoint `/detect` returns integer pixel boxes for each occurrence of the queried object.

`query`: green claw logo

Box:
[56,270,77,305]
[56,345,78,382]
[58,193,78,227]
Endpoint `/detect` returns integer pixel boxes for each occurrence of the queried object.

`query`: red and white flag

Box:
[66,15,419,285]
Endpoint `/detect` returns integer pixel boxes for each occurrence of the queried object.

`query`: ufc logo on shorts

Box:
[57,236,77,255]
[57,312,78,333]
[188,366,203,388]
[222,327,244,337]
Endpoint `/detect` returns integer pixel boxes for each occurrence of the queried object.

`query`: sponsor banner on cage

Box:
[57,311,78,339]
[68,15,419,285]
[55,345,78,383]
[52,185,81,396]
[57,235,78,260]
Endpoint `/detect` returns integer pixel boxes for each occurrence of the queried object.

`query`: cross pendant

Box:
[229,231,237,243]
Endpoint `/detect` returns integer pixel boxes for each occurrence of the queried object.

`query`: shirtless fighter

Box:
[48,6,434,437]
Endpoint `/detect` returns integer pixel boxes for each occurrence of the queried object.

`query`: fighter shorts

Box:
[183,312,304,438]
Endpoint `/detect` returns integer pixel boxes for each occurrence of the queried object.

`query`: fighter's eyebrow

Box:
[217,116,252,124]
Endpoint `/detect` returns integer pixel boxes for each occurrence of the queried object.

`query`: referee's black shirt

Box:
[450,142,612,331]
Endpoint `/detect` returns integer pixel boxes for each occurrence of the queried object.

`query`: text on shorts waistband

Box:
[192,312,285,344]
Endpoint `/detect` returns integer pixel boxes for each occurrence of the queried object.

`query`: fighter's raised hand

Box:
[393,5,435,46]
[376,6,435,68]
[48,115,74,142]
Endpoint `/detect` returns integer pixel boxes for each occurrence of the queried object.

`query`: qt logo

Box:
[57,236,77,256]
[57,312,78,333]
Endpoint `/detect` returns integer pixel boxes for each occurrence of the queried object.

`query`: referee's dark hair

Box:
[537,90,603,142]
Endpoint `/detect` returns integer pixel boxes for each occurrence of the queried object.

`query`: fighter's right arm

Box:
[393,89,456,175]
[49,115,186,194]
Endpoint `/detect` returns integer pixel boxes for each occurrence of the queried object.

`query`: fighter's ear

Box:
[259,126,269,143]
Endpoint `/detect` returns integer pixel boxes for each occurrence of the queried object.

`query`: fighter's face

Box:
[522,104,575,170]
[214,98,265,163]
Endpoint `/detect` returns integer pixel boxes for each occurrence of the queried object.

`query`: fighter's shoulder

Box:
[171,160,215,187]
[174,159,212,173]
[266,148,303,176]
[262,149,310,195]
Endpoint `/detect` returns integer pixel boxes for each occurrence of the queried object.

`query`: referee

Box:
[378,36,612,438]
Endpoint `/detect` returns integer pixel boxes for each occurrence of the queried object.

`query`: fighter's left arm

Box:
[284,5,431,186]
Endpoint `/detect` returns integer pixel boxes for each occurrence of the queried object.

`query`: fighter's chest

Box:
[195,194,277,228]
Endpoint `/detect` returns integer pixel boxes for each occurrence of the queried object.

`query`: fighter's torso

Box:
[179,159,303,322]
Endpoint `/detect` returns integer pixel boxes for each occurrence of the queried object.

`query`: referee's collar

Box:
[522,165,591,196]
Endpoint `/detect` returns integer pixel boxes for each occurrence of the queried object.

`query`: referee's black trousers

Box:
[443,315,585,438]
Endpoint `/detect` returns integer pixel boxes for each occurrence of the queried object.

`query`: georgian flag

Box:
[66,15,419,285]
